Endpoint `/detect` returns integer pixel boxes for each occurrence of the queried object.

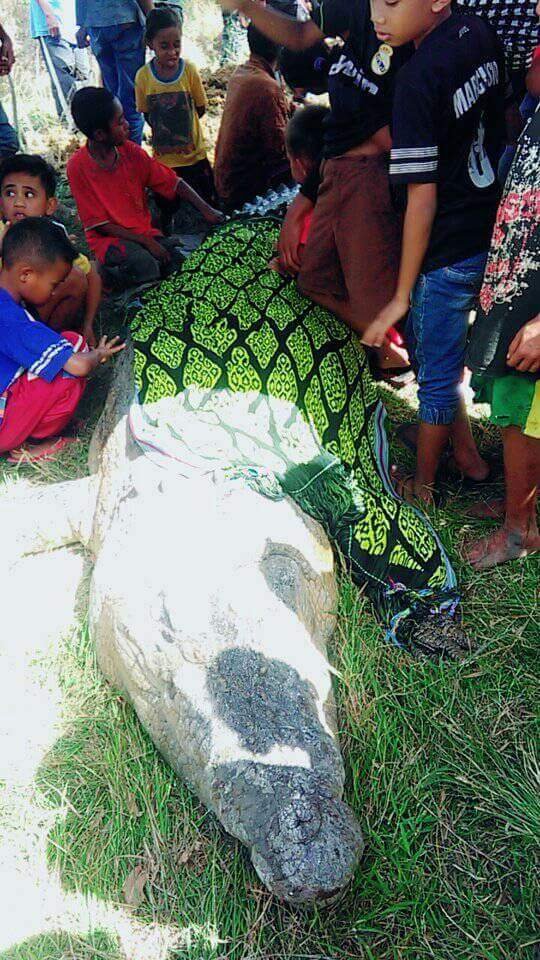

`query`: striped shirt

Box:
[389,13,505,273]
[0,289,73,395]
[456,0,539,72]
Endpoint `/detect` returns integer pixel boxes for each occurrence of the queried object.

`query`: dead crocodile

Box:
[2,341,364,904]
[1,213,470,906]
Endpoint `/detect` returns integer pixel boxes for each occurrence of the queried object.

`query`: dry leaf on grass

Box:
[126,792,142,818]
[122,865,149,907]
[176,840,207,874]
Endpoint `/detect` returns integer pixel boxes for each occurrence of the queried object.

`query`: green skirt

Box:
[472,373,540,439]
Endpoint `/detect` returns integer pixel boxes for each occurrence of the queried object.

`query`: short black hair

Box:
[2,217,77,270]
[285,104,329,161]
[278,41,329,95]
[71,86,117,139]
[146,5,183,42]
[0,154,57,198]
[247,24,281,63]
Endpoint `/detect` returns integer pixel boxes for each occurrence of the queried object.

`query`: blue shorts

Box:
[406,252,487,426]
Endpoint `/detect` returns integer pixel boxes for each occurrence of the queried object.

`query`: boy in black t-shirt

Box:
[364,0,505,505]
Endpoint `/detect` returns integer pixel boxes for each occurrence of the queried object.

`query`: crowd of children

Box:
[0,0,538,571]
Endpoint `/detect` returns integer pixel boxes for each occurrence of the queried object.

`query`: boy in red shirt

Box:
[67,87,223,292]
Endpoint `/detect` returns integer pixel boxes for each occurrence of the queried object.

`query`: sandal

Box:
[7,436,76,465]
[444,455,500,489]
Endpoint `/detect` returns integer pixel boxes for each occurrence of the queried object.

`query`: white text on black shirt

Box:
[328,54,379,96]
[453,60,500,118]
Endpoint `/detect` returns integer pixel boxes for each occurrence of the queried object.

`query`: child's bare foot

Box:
[465,525,540,570]
[392,468,438,507]
[6,436,76,465]
[449,450,490,484]
[465,498,505,520]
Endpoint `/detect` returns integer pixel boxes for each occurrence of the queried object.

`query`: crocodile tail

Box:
[279,456,470,660]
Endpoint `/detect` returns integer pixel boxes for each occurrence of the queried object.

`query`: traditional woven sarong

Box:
[128,217,459,650]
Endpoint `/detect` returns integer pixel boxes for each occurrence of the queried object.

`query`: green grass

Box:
[0,931,123,960]
[0,195,538,960]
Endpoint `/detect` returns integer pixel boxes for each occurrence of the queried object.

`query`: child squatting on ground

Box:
[363,0,505,505]
[135,5,218,232]
[0,154,102,346]
[67,86,223,293]
[0,218,124,465]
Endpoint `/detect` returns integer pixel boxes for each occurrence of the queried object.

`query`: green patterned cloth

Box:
[129,217,458,648]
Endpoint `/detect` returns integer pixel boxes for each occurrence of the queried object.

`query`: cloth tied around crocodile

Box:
[127,217,459,650]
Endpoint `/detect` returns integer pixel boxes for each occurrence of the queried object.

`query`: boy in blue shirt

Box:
[0,153,102,345]
[0,217,123,464]
[364,0,505,504]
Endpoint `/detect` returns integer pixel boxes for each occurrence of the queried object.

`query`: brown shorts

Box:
[298,154,401,328]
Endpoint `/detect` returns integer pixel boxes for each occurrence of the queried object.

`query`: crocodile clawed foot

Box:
[404,613,474,661]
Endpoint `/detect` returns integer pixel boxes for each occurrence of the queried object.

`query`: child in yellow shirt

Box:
[135,6,217,233]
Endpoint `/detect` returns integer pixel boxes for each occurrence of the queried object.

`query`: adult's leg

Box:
[111,23,145,144]
[220,11,248,66]
[466,426,540,569]
[40,36,77,117]
[74,45,91,83]
[0,100,18,159]
[88,27,119,109]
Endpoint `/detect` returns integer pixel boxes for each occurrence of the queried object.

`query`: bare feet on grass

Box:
[465,524,540,570]
[465,498,505,520]
[448,449,491,484]
[392,468,439,507]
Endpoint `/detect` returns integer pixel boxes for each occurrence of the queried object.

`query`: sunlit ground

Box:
[0,549,180,959]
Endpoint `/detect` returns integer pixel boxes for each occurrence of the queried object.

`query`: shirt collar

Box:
[150,58,185,84]
[417,11,456,51]
[247,54,277,79]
